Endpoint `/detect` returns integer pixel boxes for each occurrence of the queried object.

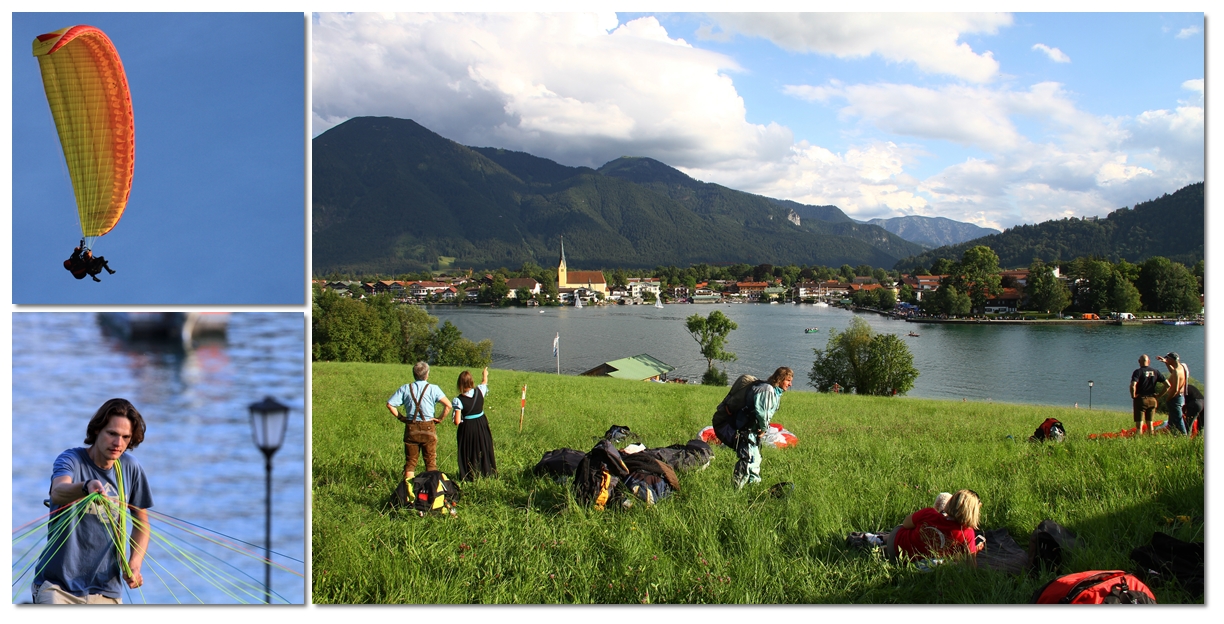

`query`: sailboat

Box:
[574,295,583,309]
[655,298,664,309]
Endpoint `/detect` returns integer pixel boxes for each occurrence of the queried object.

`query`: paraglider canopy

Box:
[33,25,134,252]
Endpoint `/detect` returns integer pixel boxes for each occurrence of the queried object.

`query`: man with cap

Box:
[1129,355,1165,435]
[1156,352,1190,435]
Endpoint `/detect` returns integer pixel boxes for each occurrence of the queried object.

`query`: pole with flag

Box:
[553,332,560,375]
[518,384,527,432]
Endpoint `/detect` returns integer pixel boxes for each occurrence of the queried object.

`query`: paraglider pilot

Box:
[63,240,116,282]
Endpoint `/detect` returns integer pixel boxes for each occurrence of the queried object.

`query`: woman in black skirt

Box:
[452,367,496,480]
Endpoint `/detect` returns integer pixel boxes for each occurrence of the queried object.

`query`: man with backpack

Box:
[387,362,453,484]
[712,367,793,490]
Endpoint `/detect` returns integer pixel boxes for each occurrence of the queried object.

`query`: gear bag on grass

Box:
[532,448,587,480]
[390,470,461,514]
[1029,418,1066,443]
[1032,570,1156,604]
[1028,519,1078,572]
[640,439,713,472]
[573,440,630,511]
[1129,531,1204,597]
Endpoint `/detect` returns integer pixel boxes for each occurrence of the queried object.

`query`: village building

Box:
[504,277,542,299]
[557,237,607,294]
[983,287,1024,314]
[580,354,675,381]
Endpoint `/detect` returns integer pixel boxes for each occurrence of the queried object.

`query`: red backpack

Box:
[1033,570,1156,604]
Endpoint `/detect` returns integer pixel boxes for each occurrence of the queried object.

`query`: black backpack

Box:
[1029,418,1066,442]
[390,470,461,515]
[712,375,760,429]
[639,439,713,472]
[573,440,630,510]
[1028,519,1078,572]
[1130,532,1204,597]
[532,448,587,480]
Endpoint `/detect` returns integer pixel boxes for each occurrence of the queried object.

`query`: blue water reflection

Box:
[11,312,305,604]
[428,303,1204,412]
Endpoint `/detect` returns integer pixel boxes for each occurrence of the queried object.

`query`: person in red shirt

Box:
[885,489,983,565]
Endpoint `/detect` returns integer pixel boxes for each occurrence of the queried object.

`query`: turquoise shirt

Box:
[748,384,783,431]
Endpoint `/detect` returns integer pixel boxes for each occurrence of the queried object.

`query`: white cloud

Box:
[704,13,1012,83]
[1176,25,1200,39]
[1031,43,1070,63]
[312,12,793,169]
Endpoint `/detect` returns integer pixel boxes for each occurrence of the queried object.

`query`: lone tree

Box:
[685,310,738,386]
[809,317,918,396]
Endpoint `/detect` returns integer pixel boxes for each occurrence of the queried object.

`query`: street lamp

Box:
[1088,380,1094,410]
[249,396,290,604]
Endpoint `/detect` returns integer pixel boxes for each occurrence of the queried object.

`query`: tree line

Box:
[312,288,492,367]
[912,246,1202,317]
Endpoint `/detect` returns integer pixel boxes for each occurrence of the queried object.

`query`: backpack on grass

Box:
[532,448,587,481]
[1129,532,1204,597]
[390,470,461,515]
[573,440,630,511]
[1028,519,1078,572]
[1029,418,1066,443]
[1032,570,1156,604]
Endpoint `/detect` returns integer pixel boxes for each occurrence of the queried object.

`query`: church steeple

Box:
[557,236,567,289]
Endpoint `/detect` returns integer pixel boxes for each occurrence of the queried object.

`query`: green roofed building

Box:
[580,354,675,381]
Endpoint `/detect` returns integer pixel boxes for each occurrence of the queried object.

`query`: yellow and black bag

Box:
[391,470,461,515]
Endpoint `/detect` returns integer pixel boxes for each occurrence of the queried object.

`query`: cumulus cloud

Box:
[1176,25,1200,39]
[703,13,1011,82]
[312,12,792,169]
[1031,43,1070,63]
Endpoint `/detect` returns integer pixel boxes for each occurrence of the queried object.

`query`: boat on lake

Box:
[908,331,920,337]
[804,327,819,333]
[655,298,664,309]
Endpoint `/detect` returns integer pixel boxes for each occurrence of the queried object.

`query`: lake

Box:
[429,303,1204,412]
[11,312,305,604]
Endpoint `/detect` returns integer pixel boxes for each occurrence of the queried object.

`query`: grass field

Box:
[312,362,1204,604]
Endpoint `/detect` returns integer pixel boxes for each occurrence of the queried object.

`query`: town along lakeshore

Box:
[429,302,1203,412]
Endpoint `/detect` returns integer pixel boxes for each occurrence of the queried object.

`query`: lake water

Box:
[11,312,306,604]
[429,303,1204,412]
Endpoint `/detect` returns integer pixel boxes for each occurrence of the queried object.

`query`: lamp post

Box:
[1088,380,1094,410]
[249,396,290,604]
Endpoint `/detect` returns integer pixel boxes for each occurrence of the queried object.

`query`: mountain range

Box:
[312,116,1200,275]
[895,182,1204,270]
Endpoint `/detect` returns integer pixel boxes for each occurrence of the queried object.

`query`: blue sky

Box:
[12,13,305,304]
[312,12,1203,232]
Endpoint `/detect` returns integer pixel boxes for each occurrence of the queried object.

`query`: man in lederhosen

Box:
[387,361,453,484]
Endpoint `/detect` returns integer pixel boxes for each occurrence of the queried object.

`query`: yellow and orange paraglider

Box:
[33,25,134,272]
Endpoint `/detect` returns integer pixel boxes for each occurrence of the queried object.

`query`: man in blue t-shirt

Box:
[33,398,154,604]
[387,361,453,483]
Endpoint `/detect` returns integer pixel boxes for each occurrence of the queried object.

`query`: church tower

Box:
[557,236,568,290]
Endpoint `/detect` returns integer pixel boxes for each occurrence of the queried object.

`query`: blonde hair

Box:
[945,489,981,529]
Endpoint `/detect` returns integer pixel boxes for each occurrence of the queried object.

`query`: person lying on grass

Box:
[885,489,984,566]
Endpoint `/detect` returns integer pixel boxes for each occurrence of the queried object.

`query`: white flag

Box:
[552,333,559,358]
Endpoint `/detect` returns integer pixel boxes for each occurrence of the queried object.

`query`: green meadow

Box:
[312,362,1204,604]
